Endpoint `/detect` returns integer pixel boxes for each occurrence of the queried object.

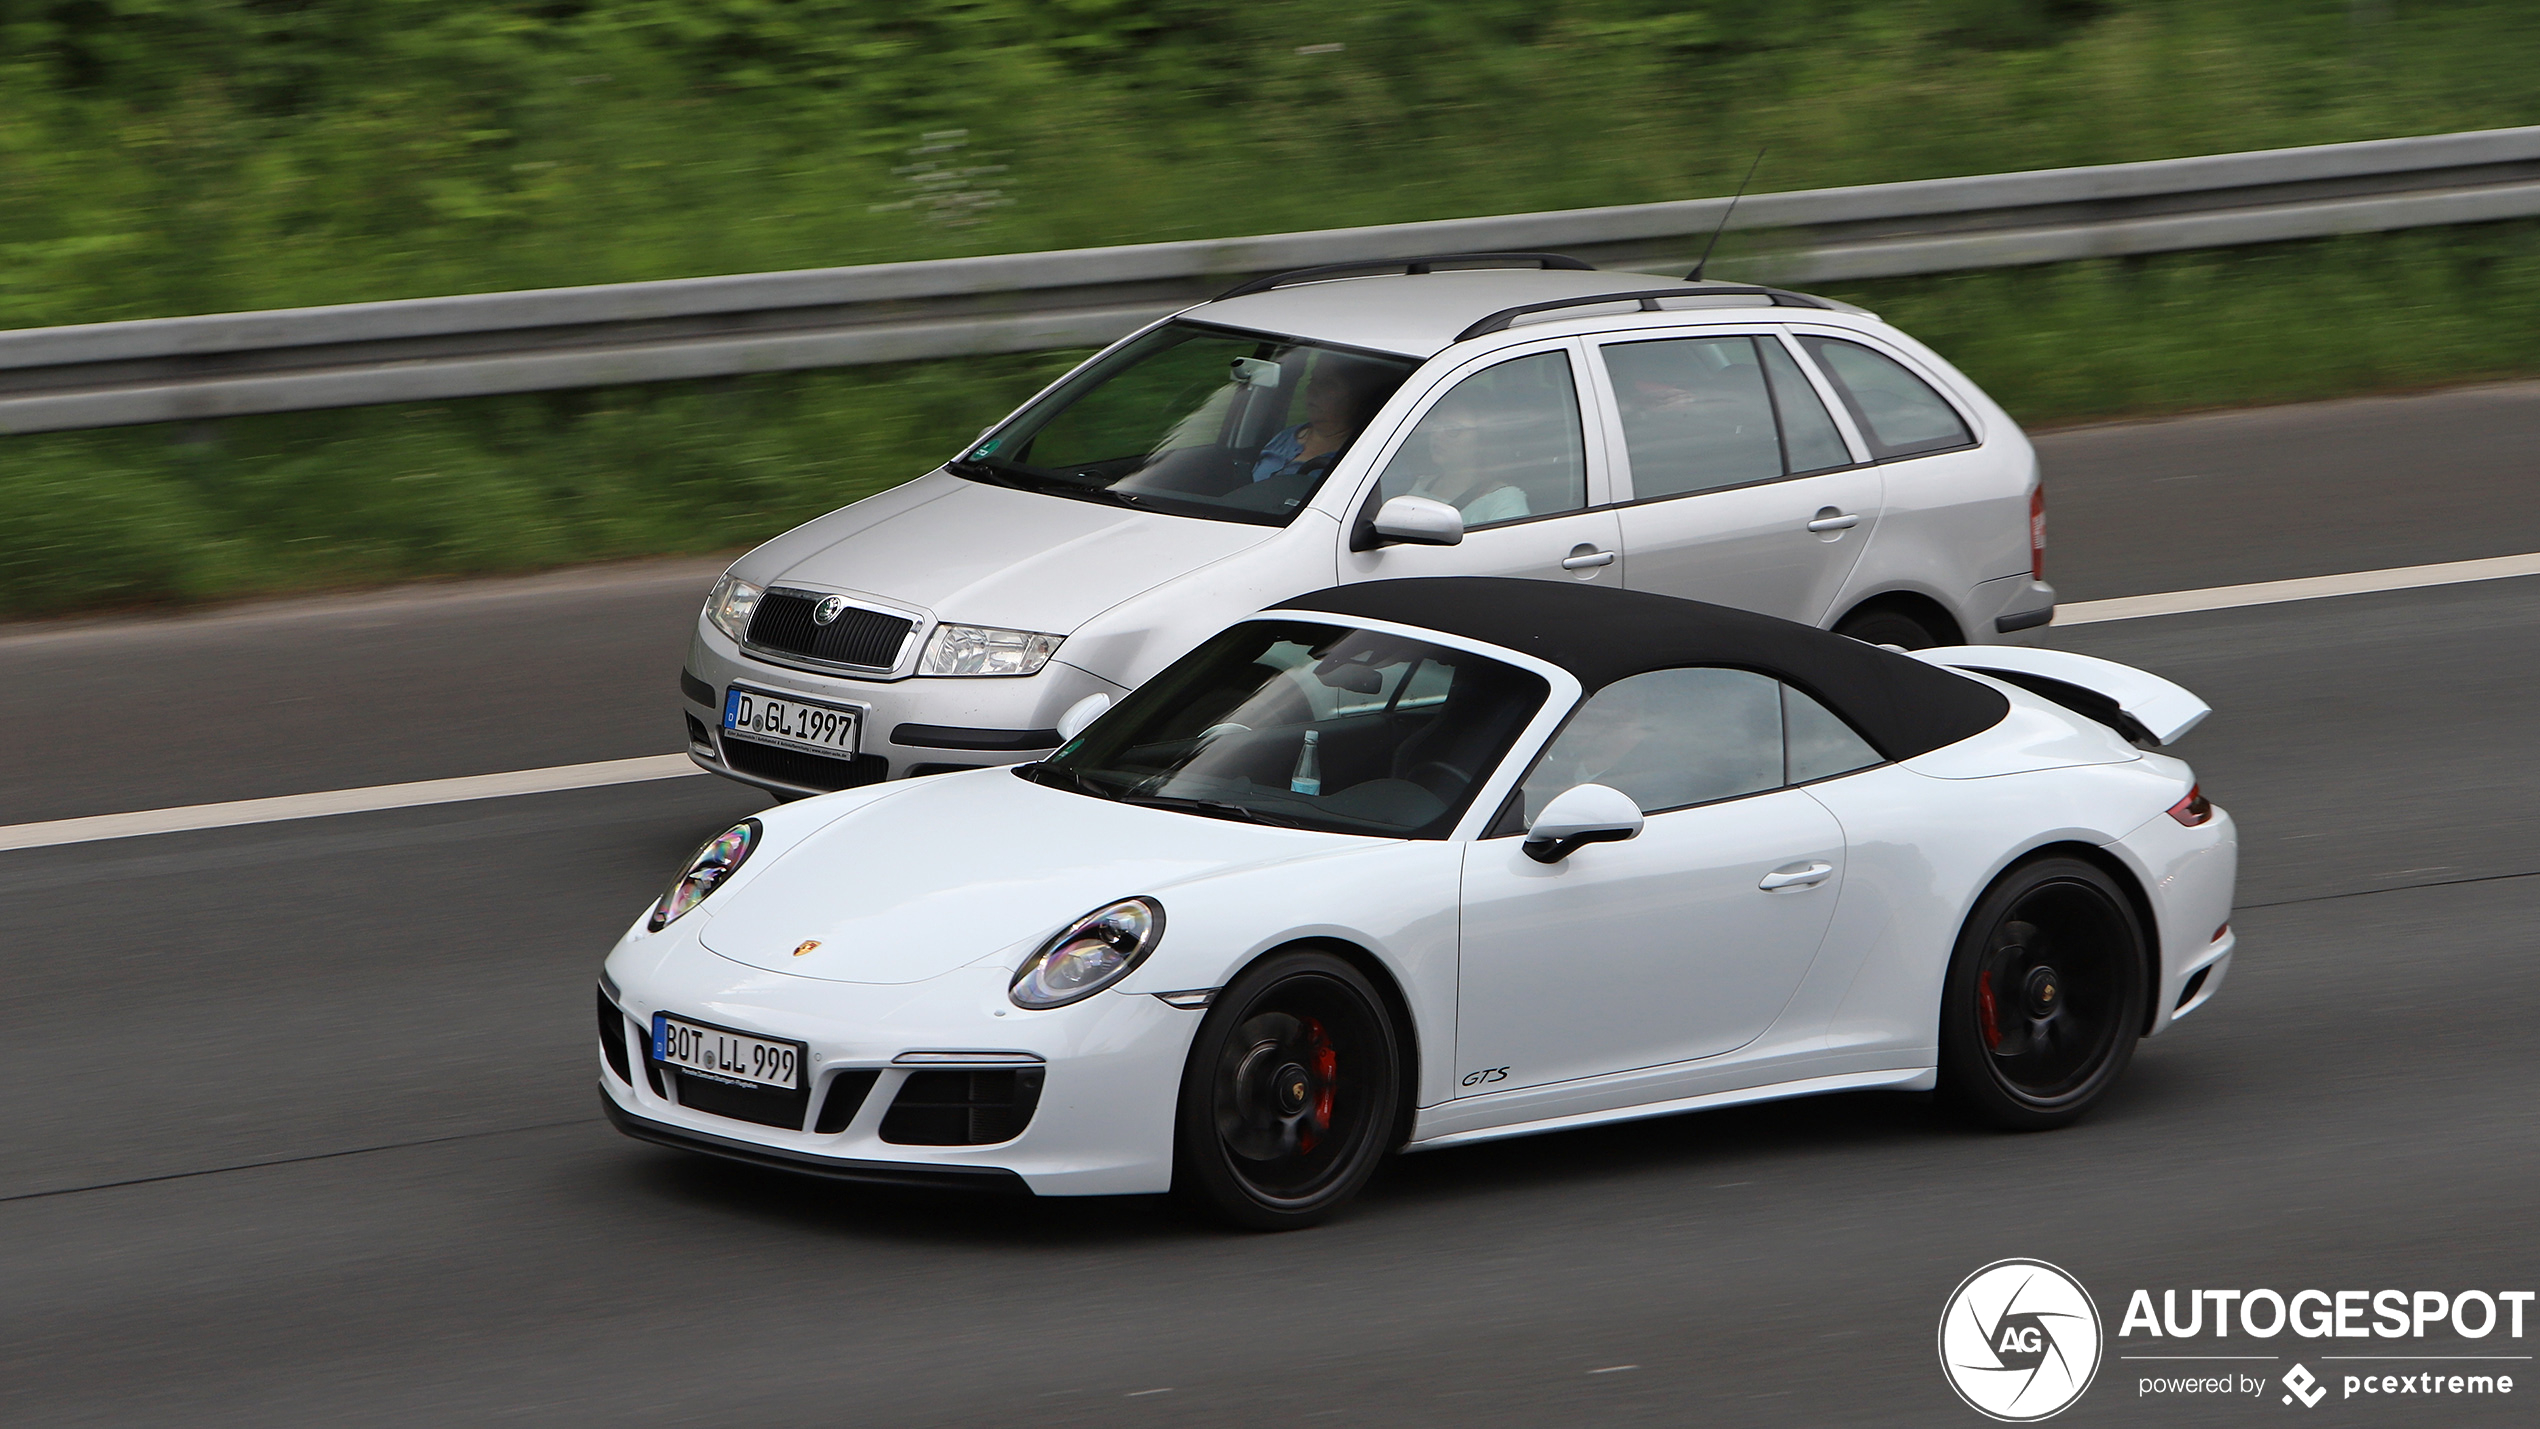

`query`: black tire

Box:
[1834,606,1945,651]
[1172,949,1402,1231]
[1938,857,2149,1131]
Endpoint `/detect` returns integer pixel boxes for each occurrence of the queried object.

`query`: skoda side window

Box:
[683,260,2051,799]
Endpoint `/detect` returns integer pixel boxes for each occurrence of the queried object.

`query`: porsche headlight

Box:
[1010,897,1163,1009]
[647,820,761,931]
[919,623,1063,677]
[705,574,764,643]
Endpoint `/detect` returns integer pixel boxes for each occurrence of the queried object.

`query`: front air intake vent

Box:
[746,591,914,671]
[879,1069,1045,1146]
[670,1070,811,1130]
[598,990,632,1085]
[815,1069,882,1134]
[719,741,888,792]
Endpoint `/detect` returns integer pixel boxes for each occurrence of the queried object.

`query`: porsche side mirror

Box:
[1371,495,1464,547]
[1055,693,1112,742]
[1522,783,1644,864]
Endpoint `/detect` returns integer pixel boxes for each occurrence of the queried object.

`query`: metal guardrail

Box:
[6,125,2539,436]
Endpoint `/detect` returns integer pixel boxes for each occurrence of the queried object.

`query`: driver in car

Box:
[1252,359,1389,483]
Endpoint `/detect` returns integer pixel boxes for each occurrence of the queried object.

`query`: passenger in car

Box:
[1400,406,1534,525]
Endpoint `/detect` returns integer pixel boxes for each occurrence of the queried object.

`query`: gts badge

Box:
[1460,1066,1510,1087]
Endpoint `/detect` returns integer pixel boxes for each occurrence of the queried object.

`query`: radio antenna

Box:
[1688,148,1766,282]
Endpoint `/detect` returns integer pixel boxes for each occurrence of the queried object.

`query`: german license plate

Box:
[723,685,859,755]
[651,1012,802,1091]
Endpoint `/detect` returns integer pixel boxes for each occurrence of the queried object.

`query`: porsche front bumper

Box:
[596,959,1199,1197]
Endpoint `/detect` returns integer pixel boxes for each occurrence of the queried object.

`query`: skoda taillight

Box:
[2030,485,2047,583]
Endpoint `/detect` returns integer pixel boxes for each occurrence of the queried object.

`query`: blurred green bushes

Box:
[10,220,2540,616]
[5,0,2540,614]
[5,0,2537,324]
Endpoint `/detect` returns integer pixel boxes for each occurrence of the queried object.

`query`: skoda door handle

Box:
[1758,861,1835,891]
[1561,546,1617,570]
[1805,509,1861,533]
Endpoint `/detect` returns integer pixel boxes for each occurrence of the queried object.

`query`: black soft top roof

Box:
[1275,577,2008,762]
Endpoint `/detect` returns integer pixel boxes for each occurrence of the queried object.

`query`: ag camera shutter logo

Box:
[1939,1259,2103,1421]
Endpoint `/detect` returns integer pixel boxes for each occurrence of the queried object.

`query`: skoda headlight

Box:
[1010,897,1163,1009]
[705,574,763,643]
[919,623,1062,676]
[647,819,761,931]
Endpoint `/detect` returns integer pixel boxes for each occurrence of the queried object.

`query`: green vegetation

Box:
[5,1,2540,614]
[14,219,2540,617]
[7,0,2538,325]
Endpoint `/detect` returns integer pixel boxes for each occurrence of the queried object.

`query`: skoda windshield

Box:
[1024,620,1548,838]
[953,323,1420,526]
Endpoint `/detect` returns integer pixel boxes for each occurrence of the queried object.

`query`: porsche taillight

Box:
[2029,485,2046,582]
[2167,784,2212,827]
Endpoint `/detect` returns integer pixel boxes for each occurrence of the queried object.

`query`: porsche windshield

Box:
[952,323,1420,526]
[1026,620,1548,838]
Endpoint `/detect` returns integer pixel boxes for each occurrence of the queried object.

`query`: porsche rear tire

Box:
[1172,950,1401,1231]
[1938,857,2149,1131]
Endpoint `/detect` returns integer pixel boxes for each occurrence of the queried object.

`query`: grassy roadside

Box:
[6,2,2539,328]
[8,219,2540,618]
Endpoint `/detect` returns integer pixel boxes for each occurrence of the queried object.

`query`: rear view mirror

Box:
[1229,356,1283,390]
[1372,495,1464,547]
[1523,783,1644,864]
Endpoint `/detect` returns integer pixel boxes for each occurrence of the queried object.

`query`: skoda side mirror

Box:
[1371,495,1464,547]
[1055,693,1112,742]
[1523,783,1644,864]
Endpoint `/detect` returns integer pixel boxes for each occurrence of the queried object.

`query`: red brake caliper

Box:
[1976,970,2003,1050]
[1301,1017,1338,1152]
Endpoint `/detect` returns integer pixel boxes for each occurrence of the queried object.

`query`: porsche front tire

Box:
[1938,856,2149,1131]
[1172,949,1401,1231]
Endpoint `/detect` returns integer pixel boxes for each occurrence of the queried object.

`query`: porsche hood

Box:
[697,770,1375,984]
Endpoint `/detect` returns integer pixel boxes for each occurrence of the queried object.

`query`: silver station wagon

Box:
[681,253,2056,796]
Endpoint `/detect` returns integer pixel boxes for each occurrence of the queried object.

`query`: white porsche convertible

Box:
[600,578,2236,1229]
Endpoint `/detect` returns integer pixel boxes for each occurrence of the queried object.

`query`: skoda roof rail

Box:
[1211,252,1595,303]
[1454,284,1831,343]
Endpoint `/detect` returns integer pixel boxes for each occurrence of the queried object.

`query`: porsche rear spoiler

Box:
[1911,646,2210,747]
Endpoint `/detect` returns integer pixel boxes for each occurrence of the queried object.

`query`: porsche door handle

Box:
[1804,513,1861,533]
[1758,861,1835,891]
[1561,548,1617,570]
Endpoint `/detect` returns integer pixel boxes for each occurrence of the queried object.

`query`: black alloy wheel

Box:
[1173,949,1401,1230]
[1938,856,2149,1130]
[1834,606,1945,651]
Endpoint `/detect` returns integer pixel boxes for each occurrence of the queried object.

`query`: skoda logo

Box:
[1939,1259,2102,1421]
[811,595,849,626]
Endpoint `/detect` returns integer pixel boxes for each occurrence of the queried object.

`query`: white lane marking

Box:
[15,549,2540,852]
[0,754,700,853]
[2055,551,2540,625]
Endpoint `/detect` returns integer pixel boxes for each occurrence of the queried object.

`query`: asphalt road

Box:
[5,383,2538,1426]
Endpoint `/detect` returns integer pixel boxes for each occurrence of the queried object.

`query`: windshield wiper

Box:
[947,456,1033,489]
[1115,794,1303,828]
[1023,763,1118,799]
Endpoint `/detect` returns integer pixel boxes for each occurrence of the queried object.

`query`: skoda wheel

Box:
[1173,949,1401,1231]
[1939,857,2148,1131]
[1835,606,1945,651]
